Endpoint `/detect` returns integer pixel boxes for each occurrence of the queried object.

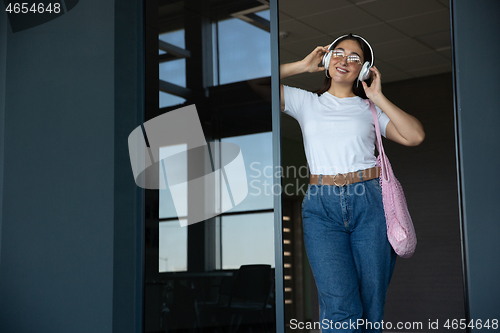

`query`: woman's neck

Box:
[327,82,356,98]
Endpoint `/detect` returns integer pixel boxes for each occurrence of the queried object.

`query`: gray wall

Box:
[381,73,465,327]
[452,0,500,324]
[0,1,143,332]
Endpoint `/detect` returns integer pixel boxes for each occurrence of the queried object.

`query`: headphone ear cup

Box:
[358,61,371,82]
[323,51,332,78]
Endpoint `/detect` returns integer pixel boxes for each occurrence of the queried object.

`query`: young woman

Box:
[280,34,424,331]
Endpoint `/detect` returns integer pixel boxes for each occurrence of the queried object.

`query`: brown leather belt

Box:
[309,166,381,187]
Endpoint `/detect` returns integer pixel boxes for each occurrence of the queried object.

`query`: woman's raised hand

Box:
[361,66,383,101]
[301,45,330,73]
[279,45,330,80]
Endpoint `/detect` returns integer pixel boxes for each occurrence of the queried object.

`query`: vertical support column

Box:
[270,0,284,332]
[451,0,500,326]
[113,0,145,332]
[184,0,214,272]
[0,1,7,259]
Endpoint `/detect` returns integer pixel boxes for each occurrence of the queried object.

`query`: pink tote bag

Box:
[367,99,417,258]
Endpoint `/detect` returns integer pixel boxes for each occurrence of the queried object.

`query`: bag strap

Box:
[365,99,390,183]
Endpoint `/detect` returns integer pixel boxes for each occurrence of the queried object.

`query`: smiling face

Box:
[327,39,364,85]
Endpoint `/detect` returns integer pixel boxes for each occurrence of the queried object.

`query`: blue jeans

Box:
[302,174,397,332]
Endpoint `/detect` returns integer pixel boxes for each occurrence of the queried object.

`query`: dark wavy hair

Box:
[313,33,373,99]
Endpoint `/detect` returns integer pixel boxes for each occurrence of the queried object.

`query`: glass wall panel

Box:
[221,132,273,213]
[256,9,270,20]
[159,30,185,48]
[159,220,188,272]
[159,59,186,87]
[145,1,277,332]
[159,91,186,109]
[221,212,275,269]
[159,30,186,108]
[159,144,187,219]
[217,15,271,85]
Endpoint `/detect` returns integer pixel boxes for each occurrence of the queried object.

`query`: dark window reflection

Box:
[159,29,187,107]
[144,0,276,332]
[221,212,274,269]
[216,10,271,85]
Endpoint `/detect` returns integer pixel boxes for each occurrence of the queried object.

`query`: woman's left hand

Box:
[361,66,383,101]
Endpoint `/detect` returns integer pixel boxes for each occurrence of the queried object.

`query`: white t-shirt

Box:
[282,85,391,175]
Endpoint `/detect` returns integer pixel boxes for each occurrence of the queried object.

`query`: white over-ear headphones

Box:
[321,34,374,84]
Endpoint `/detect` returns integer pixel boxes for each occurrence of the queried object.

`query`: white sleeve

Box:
[282,85,309,120]
[376,104,390,138]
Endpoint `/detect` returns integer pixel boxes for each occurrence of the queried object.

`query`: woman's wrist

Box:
[297,59,310,73]
[368,92,386,105]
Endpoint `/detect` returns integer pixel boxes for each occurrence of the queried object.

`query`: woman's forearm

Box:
[248,60,308,95]
[248,45,327,106]
[280,61,307,79]
[247,60,307,89]
[373,94,425,146]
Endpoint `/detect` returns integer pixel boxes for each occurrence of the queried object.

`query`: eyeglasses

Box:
[330,49,362,65]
